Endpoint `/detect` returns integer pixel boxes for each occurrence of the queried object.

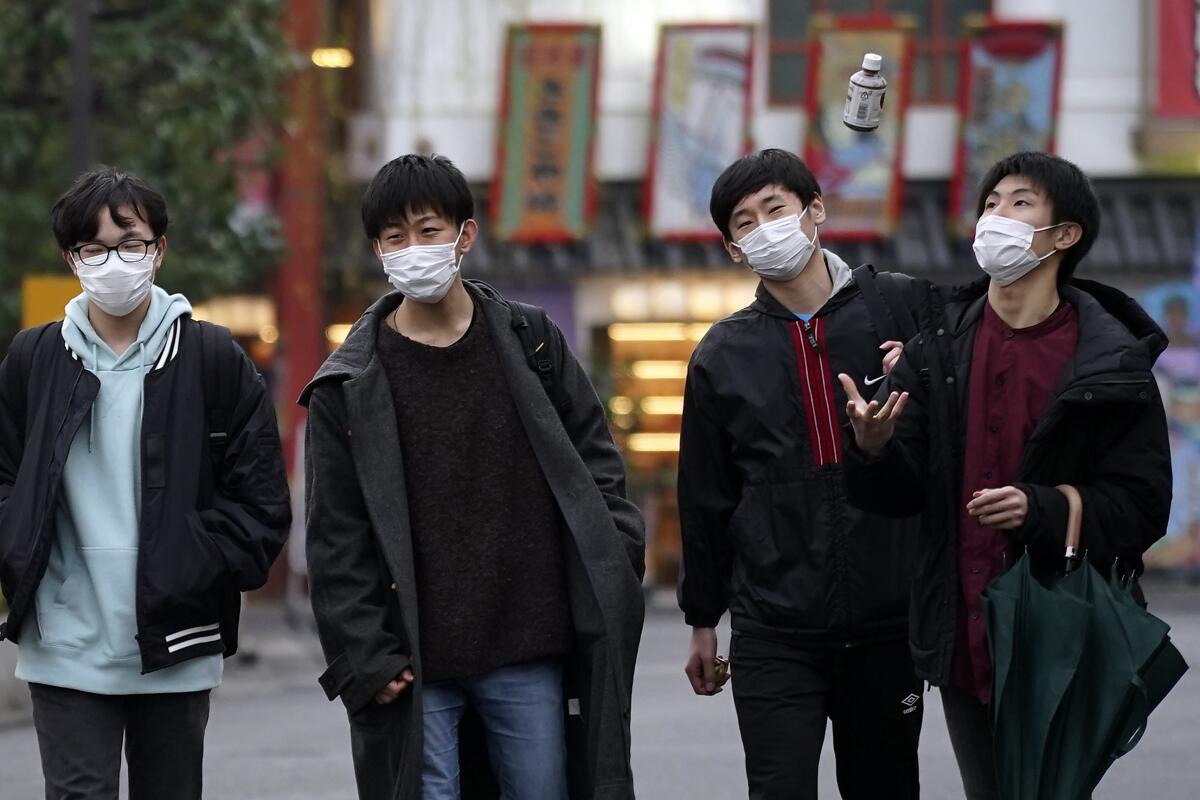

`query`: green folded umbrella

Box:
[983,553,1091,800]
[983,486,1188,800]
[1073,570,1188,795]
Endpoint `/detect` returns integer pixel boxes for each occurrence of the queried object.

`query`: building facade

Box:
[334,0,1200,583]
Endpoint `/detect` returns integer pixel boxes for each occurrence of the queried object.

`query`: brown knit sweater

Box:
[375,306,572,683]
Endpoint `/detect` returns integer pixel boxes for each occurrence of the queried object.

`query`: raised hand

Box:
[880,340,904,375]
[838,373,908,456]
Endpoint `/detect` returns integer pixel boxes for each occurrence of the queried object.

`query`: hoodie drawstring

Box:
[138,342,146,438]
[88,343,98,453]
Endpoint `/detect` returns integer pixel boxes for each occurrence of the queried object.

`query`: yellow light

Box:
[627,433,681,452]
[312,48,355,69]
[611,285,650,320]
[688,284,725,320]
[640,396,684,415]
[609,395,635,415]
[650,281,687,319]
[607,322,710,342]
[326,324,353,346]
[608,323,686,342]
[723,283,755,315]
[258,324,279,344]
[631,360,689,380]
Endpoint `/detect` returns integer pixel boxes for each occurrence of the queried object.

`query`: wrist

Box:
[860,438,888,457]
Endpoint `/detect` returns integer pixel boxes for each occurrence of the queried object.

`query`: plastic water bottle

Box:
[842,53,887,132]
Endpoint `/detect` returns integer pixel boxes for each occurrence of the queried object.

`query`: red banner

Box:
[1155,0,1200,119]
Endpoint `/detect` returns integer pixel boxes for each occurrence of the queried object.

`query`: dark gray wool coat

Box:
[299,282,646,800]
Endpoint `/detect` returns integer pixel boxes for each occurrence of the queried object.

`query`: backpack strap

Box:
[852,264,918,344]
[195,319,241,460]
[507,300,573,416]
[4,323,59,440]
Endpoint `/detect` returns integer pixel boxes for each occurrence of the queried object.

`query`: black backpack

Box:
[506,300,573,417]
[195,319,245,464]
[851,264,920,345]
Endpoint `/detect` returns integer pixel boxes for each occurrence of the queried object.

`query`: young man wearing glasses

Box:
[0,167,291,799]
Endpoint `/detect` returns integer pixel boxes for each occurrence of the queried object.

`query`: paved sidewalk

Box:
[0,588,1197,797]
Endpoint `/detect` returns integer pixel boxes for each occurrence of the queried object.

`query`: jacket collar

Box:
[942,276,1167,380]
[751,249,855,320]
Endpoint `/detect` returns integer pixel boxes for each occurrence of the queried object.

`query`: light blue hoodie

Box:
[16,286,224,694]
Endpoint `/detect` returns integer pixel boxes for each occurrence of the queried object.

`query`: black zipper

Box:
[800,319,821,354]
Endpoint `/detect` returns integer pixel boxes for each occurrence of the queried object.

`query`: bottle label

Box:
[842,83,885,129]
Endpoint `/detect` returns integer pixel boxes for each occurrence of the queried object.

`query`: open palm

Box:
[838,373,908,456]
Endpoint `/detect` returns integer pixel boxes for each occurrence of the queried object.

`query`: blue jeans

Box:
[421,659,568,800]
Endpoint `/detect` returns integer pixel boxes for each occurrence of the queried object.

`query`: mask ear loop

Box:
[452,221,473,267]
[1030,221,1068,262]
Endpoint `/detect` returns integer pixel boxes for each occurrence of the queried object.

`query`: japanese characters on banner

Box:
[1154,0,1200,119]
[644,24,755,240]
[803,19,911,240]
[950,22,1063,234]
[492,25,601,242]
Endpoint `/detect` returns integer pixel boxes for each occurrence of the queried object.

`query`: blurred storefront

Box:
[319,0,1200,585]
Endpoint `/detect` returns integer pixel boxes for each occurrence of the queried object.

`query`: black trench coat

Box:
[299,283,646,799]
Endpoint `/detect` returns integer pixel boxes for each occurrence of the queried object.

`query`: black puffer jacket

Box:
[678,253,922,644]
[844,277,1172,686]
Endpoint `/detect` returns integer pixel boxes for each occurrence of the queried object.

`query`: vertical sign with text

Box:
[493,25,601,242]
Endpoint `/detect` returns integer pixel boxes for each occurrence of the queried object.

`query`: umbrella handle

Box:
[1056,484,1084,572]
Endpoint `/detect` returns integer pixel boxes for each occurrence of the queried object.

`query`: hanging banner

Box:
[644,23,755,240]
[1155,0,1200,119]
[950,21,1063,234]
[803,16,912,240]
[492,25,601,243]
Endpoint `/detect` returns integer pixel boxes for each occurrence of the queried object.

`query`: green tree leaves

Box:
[0,1,294,339]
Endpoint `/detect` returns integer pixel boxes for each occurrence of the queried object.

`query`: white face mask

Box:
[74,250,157,317]
[972,214,1066,287]
[732,208,817,281]
[377,223,468,303]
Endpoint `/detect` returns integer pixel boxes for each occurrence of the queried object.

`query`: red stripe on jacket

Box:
[788,318,843,467]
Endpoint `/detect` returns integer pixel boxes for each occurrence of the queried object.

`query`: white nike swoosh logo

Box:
[864,374,886,386]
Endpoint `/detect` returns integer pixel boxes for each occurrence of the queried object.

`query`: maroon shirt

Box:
[951,300,1079,703]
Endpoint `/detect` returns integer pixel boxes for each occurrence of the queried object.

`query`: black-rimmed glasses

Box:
[72,238,159,267]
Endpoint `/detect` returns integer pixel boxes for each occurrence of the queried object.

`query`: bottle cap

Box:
[862,53,882,71]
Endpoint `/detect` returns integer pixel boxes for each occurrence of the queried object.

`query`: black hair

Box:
[361,154,474,239]
[975,151,1100,284]
[709,148,822,241]
[50,167,168,250]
